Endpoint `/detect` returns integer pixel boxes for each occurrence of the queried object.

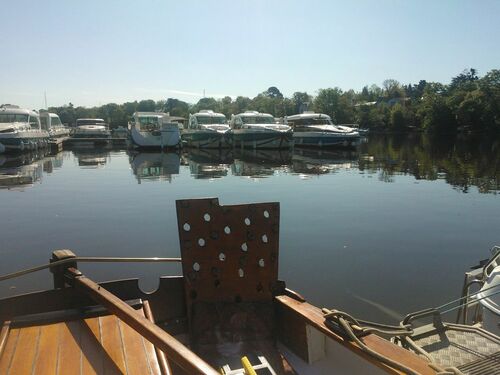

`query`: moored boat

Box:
[130,112,183,149]
[2,198,496,374]
[183,110,230,148]
[0,105,49,153]
[39,110,70,139]
[71,118,112,145]
[230,111,292,149]
[286,112,360,148]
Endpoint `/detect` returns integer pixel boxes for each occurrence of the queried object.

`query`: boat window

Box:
[29,116,40,129]
[242,116,274,124]
[293,118,332,126]
[51,117,62,126]
[0,114,29,123]
[196,116,226,125]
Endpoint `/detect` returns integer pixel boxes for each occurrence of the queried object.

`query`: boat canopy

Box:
[192,110,226,125]
[235,111,275,124]
[286,112,333,126]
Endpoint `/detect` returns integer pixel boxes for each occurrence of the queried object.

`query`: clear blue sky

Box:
[1,0,499,109]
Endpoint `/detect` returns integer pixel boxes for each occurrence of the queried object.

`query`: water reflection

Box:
[72,149,109,168]
[129,152,180,183]
[232,149,292,177]
[292,148,358,175]
[183,148,232,179]
[0,151,64,190]
[358,134,500,193]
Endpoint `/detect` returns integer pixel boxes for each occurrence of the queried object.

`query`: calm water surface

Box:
[1,134,499,324]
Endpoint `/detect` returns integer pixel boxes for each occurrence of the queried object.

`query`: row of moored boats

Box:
[131,110,364,149]
[0,104,365,154]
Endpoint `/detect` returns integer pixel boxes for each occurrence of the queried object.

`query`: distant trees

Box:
[45,68,500,134]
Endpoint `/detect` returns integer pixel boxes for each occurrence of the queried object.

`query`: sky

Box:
[1,0,499,109]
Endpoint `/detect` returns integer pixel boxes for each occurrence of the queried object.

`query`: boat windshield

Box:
[138,116,160,125]
[242,116,275,124]
[0,114,29,123]
[292,117,332,126]
[196,116,226,125]
[77,119,105,126]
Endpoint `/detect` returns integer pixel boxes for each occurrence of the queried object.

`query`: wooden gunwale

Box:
[275,295,438,375]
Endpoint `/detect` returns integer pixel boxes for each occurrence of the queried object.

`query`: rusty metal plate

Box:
[176,198,280,310]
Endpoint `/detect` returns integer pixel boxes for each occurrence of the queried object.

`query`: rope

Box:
[322,308,467,375]
[322,308,422,375]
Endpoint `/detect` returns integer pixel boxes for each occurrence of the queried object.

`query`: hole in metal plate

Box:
[261,234,268,243]
[198,238,206,247]
[193,262,200,271]
[263,210,270,218]
[183,223,191,231]
[241,242,248,252]
[244,217,251,226]
[204,213,211,222]
[224,226,231,234]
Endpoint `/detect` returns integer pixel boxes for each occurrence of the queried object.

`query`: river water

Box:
[0,134,499,324]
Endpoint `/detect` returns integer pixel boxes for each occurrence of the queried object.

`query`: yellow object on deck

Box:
[241,356,258,375]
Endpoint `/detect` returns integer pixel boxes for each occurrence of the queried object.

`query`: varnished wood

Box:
[275,295,437,375]
[144,300,171,375]
[0,327,19,374]
[0,276,186,325]
[70,269,219,375]
[32,323,60,375]
[8,325,40,374]
[101,315,127,374]
[0,321,10,358]
[58,320,82,374]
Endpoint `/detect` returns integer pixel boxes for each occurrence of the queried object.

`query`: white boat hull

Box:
[131,126,180,149]
[0,130,50,153]
[293,131,360,148]
[231,129,292,149]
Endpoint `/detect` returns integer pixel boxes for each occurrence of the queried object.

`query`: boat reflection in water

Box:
[231,149,292,177]
[129,152,180,183]
[0,150,63,190]
[292,148,358,176]
[72,149,110,168]
[183,148,233,179]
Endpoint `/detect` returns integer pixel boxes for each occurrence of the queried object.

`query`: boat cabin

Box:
[39,111,64,131]
[76,118,107,128]
[231,111,276,129]
[0,105,40,130]
[188,110,227,129]
[285,112,333,130]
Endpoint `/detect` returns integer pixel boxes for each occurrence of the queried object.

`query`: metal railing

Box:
[0,256,182,282]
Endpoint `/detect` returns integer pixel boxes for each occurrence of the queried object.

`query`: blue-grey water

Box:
[0,134,499,324]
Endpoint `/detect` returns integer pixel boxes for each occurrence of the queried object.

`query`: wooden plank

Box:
[32,323,60,375]
[0,321,10,358]
[58,321,82,375]
[143,300,169,375]
[81,317,104,375]
[275,295,437,375]
[8,325,40,374]
[100,315,127,375]
[119,318,156,375]
[0,327,19,374]
[71,269,218,375]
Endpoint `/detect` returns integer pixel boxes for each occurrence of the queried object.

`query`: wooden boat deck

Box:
[0,307,161,375]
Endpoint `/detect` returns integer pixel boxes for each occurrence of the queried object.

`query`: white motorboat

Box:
[286,112,360,148]
[230,111,292,149]
[71,118,111,145]
[39,110,70,139]
[182,110,230,148]
[0,105,49,153]
[130,112,182,149]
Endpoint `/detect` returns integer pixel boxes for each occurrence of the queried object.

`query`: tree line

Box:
[49,68,500,134]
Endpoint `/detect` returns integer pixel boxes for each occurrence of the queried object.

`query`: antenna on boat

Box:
[203,89,206,98]
[44,91,48,109]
